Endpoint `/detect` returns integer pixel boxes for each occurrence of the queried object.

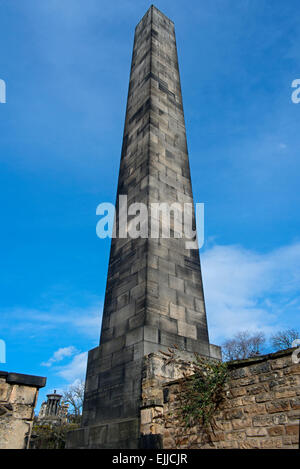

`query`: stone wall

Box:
[140,349,300,449]
[0,371,46,449]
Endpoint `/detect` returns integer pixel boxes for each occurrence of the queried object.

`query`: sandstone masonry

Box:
[0,371,46,449]
[66,5,220,449]
[140,349,300,449]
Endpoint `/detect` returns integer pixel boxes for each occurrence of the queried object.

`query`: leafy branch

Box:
[176,354,228,429]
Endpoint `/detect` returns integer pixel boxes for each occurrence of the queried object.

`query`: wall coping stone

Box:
[146,348,297,389]
[227,348,295,369]
[0,371,46,388]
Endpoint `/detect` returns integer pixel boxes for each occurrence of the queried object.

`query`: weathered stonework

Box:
[140,349,300,449]
[66,5,220,449]
[0,371,46,449]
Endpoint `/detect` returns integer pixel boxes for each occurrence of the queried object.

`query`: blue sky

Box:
[0,0,299,408]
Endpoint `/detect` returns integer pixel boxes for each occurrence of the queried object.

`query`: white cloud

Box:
[202,242,300,343]
[55,351,88,383]
[2,303,102,340]
[5,243,300,361]
[41,345,77,367]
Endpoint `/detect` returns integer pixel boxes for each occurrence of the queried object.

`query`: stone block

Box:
[290,397,300,409]
[243,403,266,415]
[170,303,185,321]
[245,427,267,437]
[285,424,299,435]
[10,385,37,406]
[177,291,195,310]
[144,325,159,343]
[266,400,290,413]
[259,438,283,449]
[177,321,197,340]
[169,275,184,291]
[0,380,10,401]
[267,425,285,436]
[0,418,31,450]
[125,327,144,347]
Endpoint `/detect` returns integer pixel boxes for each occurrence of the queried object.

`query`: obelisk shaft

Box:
[67,5,220,449]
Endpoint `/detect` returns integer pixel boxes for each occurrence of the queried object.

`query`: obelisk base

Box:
[66,343,221,449]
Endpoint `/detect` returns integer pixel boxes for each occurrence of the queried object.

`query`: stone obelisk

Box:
[67,5,221,449]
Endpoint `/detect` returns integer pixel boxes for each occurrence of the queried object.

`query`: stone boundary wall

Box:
[0,371,46,449]
[140,349,300,449]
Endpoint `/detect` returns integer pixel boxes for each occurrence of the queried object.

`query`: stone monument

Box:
[67,5,221,449]
[38,390,69,425]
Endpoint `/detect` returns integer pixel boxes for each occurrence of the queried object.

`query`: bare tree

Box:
[222,331,266,361]
[62,380,85,422]
[271,329,299,351]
